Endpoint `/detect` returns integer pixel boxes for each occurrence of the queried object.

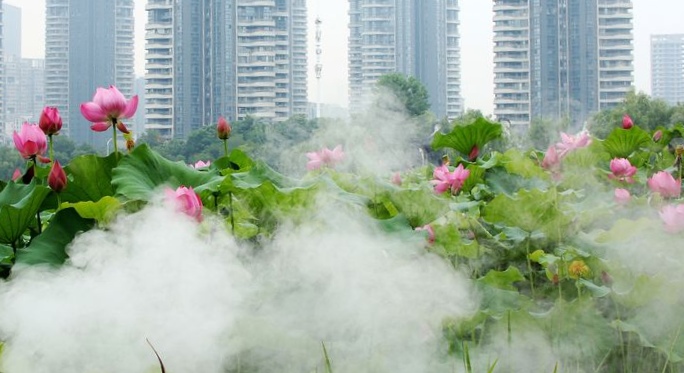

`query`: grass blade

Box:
[322,341,333,373]
[146,338,166,373]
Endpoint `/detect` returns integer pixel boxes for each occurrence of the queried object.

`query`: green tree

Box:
[376,73,430,117]
[589,90,673,139]
[525,117,570,151]
[0,145,24,180]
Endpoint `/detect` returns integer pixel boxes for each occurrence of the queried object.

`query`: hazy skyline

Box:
[6,0,684,116]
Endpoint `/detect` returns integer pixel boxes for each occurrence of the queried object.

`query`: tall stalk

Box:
[222,138,235,235]
[48,134,55,163]
[111,119,119,158]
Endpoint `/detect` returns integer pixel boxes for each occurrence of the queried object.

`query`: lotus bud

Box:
[48,161,67,192]
[614,188,631,204]
[622,114,633,129]
[11,168,22,181]
[39,106,63,136]
[468,145,479,161]
[217,116,231,140]
[653,130,663,142]
[391,172,402,186]
[601,271,613,286]
[165,186,203,222]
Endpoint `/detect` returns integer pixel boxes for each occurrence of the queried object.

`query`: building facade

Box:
[493,0,633,133]
[2,4,46,144]
[4,56,44,131]
[651,34,684,106]
[145,0,307,139]
[347,0,462,119]
[44,0,135,149]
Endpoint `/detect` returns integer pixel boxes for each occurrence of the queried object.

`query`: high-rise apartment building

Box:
[145,0,308,139]
[493,0,633,133]
[3,3,19,58]
[44,0,135,149]
[651,34,684,106]
[4,56,45,128]
[3,4,44,135]
[0,1,5,137]
[348,0,462,119]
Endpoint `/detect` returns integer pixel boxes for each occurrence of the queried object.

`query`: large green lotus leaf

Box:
[482,188,569,242]
[112,144,224,201]
[389,188,449,227]
[213,149,255,173]
[480,267,525,291]
[16,207,94,266]
[602,126,652,159]
[218,161,325,232]
[60,153,118,203]
[502,149,549,179]
[591,217,658,244]
[485,167,550,197]
[0,181,52,245]
[536,300,614,362]
[461,164,485,194]
[432,117,503,157]
[376,213,413,234]
[475,269,529,315]
[61,196,122,224]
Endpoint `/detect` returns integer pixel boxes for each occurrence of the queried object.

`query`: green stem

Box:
[661,324,682,373]
[112,119,119,159]
[223,139,229,158]
[36,211,42,234]
[229,191,235,236]
[49,135,54,163]
[11,240,17,256]
[525,237,536,298]
[613,297,627,373]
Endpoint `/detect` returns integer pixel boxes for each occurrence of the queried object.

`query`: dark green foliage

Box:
[376,73,430,117]
[16,208,94,266]
[589,91,678,139]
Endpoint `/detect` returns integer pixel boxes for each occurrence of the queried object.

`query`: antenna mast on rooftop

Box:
[315,14,323,119]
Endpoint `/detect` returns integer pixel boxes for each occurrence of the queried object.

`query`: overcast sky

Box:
[7,0,684,115]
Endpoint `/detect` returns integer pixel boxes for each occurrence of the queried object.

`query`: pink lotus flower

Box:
[192,160,211,169]
[80,85,138,133]
[541,145,561,171]
[13,123,49,162]
[659,204,684,233]
[217,116,231,140]
[614,188,631,204]
[415,224,435,244]
[648,171,681,198]
[468,145,479,161]
[653,130,663,142]
[556,131,592,158]
[39,106,62,136]
[165,186,203,221]
[306,145,345,170]
[48,161,67,192]
[11,168,22,181]
[622,114,633,129]
[432,164,470,195]
[609,158,637,183]
[391,172,402,186]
